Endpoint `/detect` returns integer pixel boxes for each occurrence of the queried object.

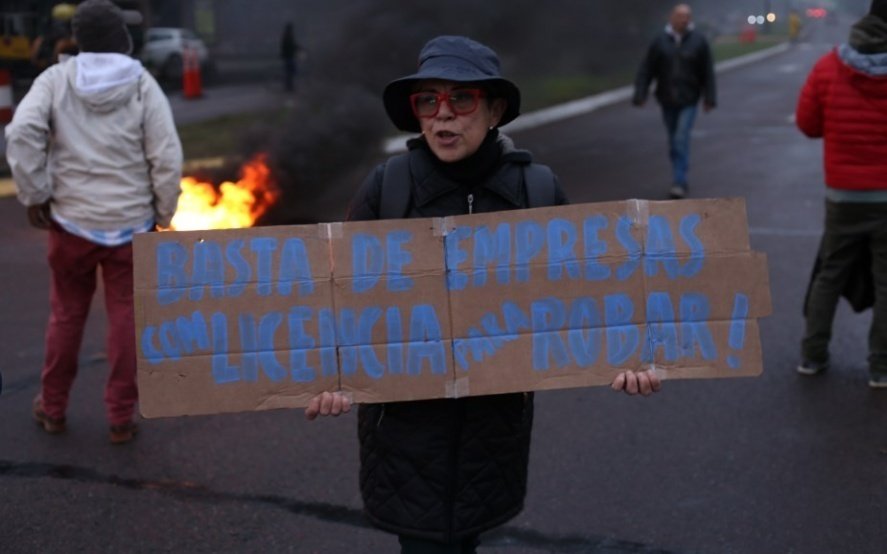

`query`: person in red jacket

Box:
[795,0,887,389]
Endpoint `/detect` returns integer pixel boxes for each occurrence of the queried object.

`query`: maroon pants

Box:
[40,223,137,426]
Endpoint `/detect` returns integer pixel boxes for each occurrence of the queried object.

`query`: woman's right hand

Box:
[305,391,352,421]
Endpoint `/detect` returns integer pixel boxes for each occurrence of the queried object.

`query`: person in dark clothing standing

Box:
[633,3,717,199]
[280,22,299,92]
[304,35,662,554]
[795,0,887,388]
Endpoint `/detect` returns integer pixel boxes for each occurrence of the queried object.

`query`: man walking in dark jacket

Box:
[633,3,717,199]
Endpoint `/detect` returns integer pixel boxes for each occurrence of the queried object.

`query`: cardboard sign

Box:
[134,198,771,418]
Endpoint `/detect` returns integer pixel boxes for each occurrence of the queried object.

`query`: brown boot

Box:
[33,396,66,434]
[109,421,138,445]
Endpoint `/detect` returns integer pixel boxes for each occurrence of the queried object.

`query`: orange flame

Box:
[169,154,279,231]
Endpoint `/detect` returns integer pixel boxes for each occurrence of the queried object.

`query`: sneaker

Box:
[869,372,887,389]
[33,396,66,434]
[669,185,687,199]
[109,422,138,445]
[797,359,829,376]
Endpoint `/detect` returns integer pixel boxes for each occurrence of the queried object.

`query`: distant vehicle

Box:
[140,27,210,81]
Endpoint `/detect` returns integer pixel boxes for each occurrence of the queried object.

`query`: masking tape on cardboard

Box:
[434,216,452,237]
[627,198,650,227]
[319,222,344,240]
[319,223,344,275]
[445,377,470,399]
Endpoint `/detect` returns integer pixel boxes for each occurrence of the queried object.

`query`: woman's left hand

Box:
[611,370,661,396]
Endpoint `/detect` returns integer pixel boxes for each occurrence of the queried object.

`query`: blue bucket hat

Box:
[383,35,521,133]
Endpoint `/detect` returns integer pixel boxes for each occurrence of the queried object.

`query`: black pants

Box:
[398,535,479,554]
[802,200,887,374]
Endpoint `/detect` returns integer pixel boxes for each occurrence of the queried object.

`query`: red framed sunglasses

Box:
[409,88,486,118]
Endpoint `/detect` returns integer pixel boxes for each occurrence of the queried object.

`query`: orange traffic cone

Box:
[0,69,13,124]
[182,47,203,99]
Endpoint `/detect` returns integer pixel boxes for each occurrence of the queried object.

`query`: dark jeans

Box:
[398,535,479,554]
[660,104,698,187]
[802,200,887,374]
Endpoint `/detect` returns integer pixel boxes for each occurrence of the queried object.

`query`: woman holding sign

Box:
[306,35,661,553]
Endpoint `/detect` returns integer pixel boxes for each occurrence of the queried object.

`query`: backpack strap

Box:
[379,153,412,219]
[523,163,557,208]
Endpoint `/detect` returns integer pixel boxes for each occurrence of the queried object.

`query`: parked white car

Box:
[139,27,210,81]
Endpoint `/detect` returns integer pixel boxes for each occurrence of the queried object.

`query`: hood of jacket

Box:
[838,43,887,77]
[66,53,143,112]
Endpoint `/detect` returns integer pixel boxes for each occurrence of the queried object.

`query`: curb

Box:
[182,157,229,173]
[0,157,231,200]
[384,41,792,154]
[0,177,14,199]
[2,42,792,200]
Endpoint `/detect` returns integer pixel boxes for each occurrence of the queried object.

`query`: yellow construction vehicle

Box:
[0,11,38,71]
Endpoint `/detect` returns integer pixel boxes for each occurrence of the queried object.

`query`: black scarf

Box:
[849,15,887,54]
[422,129,501,190]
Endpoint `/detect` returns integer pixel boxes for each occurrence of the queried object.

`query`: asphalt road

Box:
[2,19,886,554]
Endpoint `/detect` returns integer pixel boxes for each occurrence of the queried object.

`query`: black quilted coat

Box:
[347,134,567,543]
